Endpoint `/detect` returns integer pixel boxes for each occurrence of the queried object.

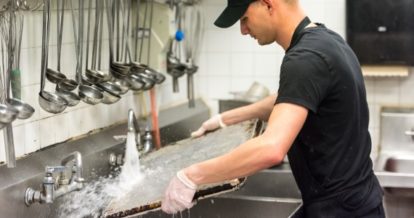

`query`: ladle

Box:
[38,0,68,114]
[45,7,67,86]
[106,0,131,82]
[182,4,203,108]
[0,104,18,130]
[110,77,129,94]
[83,0,105,84]
[92,0,123,97]
[0,9,35,119]
[56,0,78,92]
[90,0,110,82]
[134,0,166,87]
[75,0,103,105]
[93,0,123,100]
[166,3,188,93]
[94,83,121,104]
[52,0,80,107]
[125,0,161,90]
[0,76,18,126]
[6,98,35,119]
[167,46,187,92]
[46,68,66,83]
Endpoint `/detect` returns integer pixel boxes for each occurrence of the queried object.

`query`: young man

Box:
[162,0,385,217]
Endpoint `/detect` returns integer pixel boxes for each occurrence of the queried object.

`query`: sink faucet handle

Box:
[45,166,67,174]
[404,130,414,136]
[405,128,414,140]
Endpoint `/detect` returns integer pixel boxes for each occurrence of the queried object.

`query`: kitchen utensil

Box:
[55,0,78,92]
[38,0,68,114]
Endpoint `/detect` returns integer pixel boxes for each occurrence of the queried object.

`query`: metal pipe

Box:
[187,72,194,108]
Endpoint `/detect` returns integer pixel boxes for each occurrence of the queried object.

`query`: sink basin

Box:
[375,155,414,197]
[225,169,301,199]
[140,196,301,218]
[384,156,414,173]
[134,168,302,218]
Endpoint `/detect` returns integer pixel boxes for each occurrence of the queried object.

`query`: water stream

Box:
[56,131,146,218]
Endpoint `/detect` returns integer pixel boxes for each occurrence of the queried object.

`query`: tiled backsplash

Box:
[1,0,414,164]
[0,6,190,163]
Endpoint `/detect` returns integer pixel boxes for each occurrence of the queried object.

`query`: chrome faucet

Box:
[127,109,153,156]
[128,109,141,147]
[24,151,85,206]
[142,127,153,154]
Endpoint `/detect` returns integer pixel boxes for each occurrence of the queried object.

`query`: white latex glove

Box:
[161,170,197,214]
[191,114,227,138]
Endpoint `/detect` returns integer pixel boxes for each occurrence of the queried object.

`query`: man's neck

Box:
[277,12,307,50]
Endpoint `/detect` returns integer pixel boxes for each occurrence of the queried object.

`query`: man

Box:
[161,0,385,217]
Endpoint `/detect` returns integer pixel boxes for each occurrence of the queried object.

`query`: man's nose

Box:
[240,22,249,35]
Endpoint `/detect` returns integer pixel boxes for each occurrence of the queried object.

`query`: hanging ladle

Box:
[0,15,19,128]
[56,0,78,92]
[109,0,131,79]
[104,0,130,95]
[83,0,105,84]
[130,0,165,88]
[75,0,103,105]
[45,4,67,86]
[2,9,35,119]
[0,104,18,130]
[92,0,121,104]
[38,0,68,113]
[53,0,80,107]
[0,81,18,129]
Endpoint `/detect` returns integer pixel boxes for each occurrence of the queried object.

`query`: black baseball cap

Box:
[214,0,256,28]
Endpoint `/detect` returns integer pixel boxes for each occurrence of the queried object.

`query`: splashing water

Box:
[117,131,144,194]
[56,131,145,218]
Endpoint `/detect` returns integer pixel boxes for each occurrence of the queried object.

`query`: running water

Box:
[118,131,144,191]
[56,131,146,218]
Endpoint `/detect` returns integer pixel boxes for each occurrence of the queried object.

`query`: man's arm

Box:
[185,102,308,185]
[221,94,278,125]
[191,94,277,138]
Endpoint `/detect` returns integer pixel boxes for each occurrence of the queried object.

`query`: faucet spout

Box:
[61,151,84,183]
[128,109,141,146]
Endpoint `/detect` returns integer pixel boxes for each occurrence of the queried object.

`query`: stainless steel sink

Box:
[224,169,301,199]
[139,196,301,218]
[137,168,302,218]
[384,156,414,173]
[376,155,414,197]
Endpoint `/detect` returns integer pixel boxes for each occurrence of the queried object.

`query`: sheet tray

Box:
[103,119,263,217]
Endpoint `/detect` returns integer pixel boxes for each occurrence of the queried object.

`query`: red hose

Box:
[150,87,161,149]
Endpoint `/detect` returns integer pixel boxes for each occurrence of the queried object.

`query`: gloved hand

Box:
[191,114,227,138]
[161,170,197,214]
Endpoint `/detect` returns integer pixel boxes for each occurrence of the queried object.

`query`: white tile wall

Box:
[196,0,414,160]
[0,6,186,163]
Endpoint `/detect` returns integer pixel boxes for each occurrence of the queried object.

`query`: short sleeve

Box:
[275,52,331,113]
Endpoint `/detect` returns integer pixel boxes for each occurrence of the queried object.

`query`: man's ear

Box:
[261,0,274,13]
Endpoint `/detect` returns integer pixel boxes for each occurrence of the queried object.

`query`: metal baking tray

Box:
[103,119,264,218]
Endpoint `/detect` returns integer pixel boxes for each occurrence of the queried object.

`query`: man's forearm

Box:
[184,134,284,185]
[221,94,277,125]
[184,102,307,186]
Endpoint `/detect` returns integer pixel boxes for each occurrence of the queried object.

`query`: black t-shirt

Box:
[275,22,383,214]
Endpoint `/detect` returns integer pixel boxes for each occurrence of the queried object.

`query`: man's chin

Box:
[257,40,272,46]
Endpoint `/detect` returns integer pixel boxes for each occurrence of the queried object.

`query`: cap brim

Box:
[214,5,249,28]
